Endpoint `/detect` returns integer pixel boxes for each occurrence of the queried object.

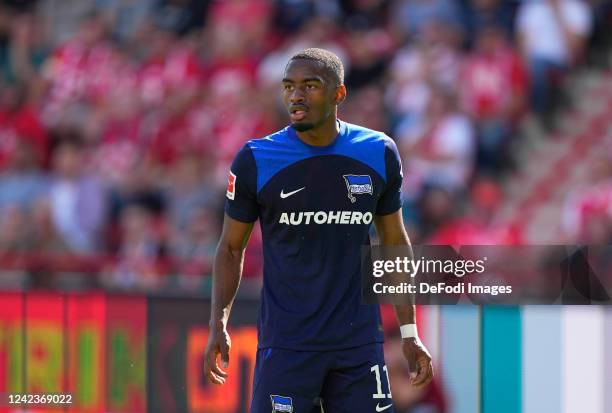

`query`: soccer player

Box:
[204,48,433,413]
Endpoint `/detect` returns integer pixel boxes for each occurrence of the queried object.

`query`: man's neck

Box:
[295,116,340,147]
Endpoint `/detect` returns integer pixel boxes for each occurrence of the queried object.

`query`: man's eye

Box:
[306,84,318,89]
[283,84,293,91]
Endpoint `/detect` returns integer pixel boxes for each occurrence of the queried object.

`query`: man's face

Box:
[282,59,341,132]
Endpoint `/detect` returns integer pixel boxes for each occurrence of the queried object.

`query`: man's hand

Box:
[402,337,434,387]
[204,327,231,385]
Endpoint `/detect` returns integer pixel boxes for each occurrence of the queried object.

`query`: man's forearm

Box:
[393,303,416,326]
[210,244,244,328]
[390,241,419,340]
[392,242,417,330]
[381,224,417,330]
[373,211,420,335]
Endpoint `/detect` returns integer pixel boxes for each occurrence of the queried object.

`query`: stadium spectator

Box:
[0,204,31,252]
[168,205,219,277]
[48,138,106,253]
[39,0,97,43]
[0,0,38,14]
[344,28,392,89]
[165,152,220,232]
[257,16,348,90]
[0,139,48,211]
[579,210,612,244]
[386,20,462,134]
[93,0,155,42]
[29,197,70,253]
[0,11,49,86]
[148,0,208,36]
[391,0,462,38]
[414,185,456,242]
[207,0,271,59]
[428,175,523,245]
[562,153,612,242]
[341,83,388,132]
[0,91,48,213]
[102,202,166,289]
[460,0,516,47]
[397,85,475,200]
[41,10,115,136]
[107,154,166,231]
[460,24,527,172]
[0,83,48,170]
[137,22,200,112]
[137,24,205,165]
[207,83,277,173]
[516,0,592,126]
[92,62,142,184]
[340,0,389,31]
[588,0,612,66]
[272,0,339,34]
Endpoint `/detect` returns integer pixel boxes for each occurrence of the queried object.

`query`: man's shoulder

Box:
[343,121,393,146]
[338,121,398,181]
[245,126,292,151]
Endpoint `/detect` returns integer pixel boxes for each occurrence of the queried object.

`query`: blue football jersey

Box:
[225,120,403,350]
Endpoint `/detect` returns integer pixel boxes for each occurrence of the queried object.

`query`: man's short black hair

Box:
[289,48,344,86]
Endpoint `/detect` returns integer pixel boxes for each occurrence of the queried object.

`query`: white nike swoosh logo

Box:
[376,403,392,412]
[280,187,305,199]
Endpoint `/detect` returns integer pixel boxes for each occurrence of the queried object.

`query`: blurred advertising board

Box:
[0,292,258,413]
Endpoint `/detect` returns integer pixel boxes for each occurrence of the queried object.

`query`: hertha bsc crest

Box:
[270,395,293,412]
[343,174,373,203]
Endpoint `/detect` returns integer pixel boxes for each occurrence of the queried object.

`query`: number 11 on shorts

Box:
[370,364,392,399]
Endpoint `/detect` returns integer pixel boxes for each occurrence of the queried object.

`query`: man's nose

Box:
[290,87,305,103]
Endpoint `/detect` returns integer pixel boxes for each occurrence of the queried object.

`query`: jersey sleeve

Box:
[224,144,259,222]
[376,137,403,215]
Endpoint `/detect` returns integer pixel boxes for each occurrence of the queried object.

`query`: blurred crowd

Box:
[0,1,611,411]
[0,0,611,292]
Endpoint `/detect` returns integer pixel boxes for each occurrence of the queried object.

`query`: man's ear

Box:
[334,84,347,105]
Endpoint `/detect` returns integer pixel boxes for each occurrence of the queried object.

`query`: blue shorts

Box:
[251,343,395,413]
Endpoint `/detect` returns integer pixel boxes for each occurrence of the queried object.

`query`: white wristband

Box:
[400,324,419,339]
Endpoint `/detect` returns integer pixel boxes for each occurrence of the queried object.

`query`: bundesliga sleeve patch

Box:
[270,395,293,412]
[226,171,236,200]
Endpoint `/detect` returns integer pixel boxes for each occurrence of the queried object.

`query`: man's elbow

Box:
[383,237,410,246]
[215,239,245,261]
[379,230,410,246]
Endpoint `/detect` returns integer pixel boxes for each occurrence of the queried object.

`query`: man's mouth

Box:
[290,106,308,122]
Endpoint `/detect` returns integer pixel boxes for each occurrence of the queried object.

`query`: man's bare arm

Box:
[204,214,254,385]
[373,211,416,325]
[210,215,254,327]
[374,210,433,387]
